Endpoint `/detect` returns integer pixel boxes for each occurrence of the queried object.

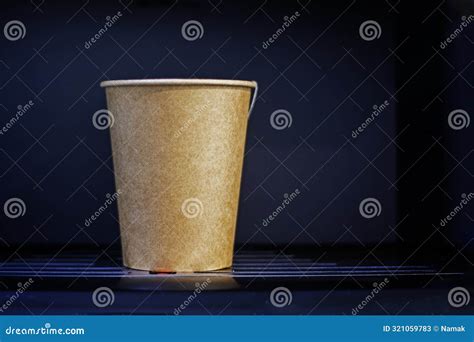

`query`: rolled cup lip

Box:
[100,78,257,89]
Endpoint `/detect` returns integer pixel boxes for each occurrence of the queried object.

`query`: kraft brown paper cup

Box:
[100,79,257,272]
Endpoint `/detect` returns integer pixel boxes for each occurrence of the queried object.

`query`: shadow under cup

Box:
[100,79,257,272]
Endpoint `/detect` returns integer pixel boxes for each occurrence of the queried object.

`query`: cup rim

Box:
[100,78,257,88]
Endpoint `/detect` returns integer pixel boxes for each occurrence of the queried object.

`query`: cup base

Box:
[123,261,232,273]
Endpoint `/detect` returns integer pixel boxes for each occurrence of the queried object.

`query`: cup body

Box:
[101,79,255,272]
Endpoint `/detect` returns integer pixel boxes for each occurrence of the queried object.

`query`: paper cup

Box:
[100,79,257,272]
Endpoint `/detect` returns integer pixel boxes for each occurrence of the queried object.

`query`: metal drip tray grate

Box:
[0,249,470,314]
[0,250,460,291]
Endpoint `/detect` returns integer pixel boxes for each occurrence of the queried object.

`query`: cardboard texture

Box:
[101,79,256,272]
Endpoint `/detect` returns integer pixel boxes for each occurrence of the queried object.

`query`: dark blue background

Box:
[0,0,472,259]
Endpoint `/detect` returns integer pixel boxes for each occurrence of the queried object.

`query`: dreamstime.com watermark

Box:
[270,287,292,308]
[92,109,115,130]
[359,197,382,219]
[440,15,474,49]
[84,11,124,49]
[351,278,390,315]
[262,11,301,49]
[0,100,34,136]
[0,278,34,313]
[4,323,85,336]
[92,287,115,308]
[448,287,470,308]
[174,103,209,139]
[439,193,474,227]
[181,20,204,41]
[84,190,122,227]
[270,109,293,130]
[3,197,26,219]
[181,197,203,219]
[352,100,390,139]
[359,20,382,41]
[3,20,26,41]
[261,189,300,227]
[173,278,212,315]
[448,109,470,130]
